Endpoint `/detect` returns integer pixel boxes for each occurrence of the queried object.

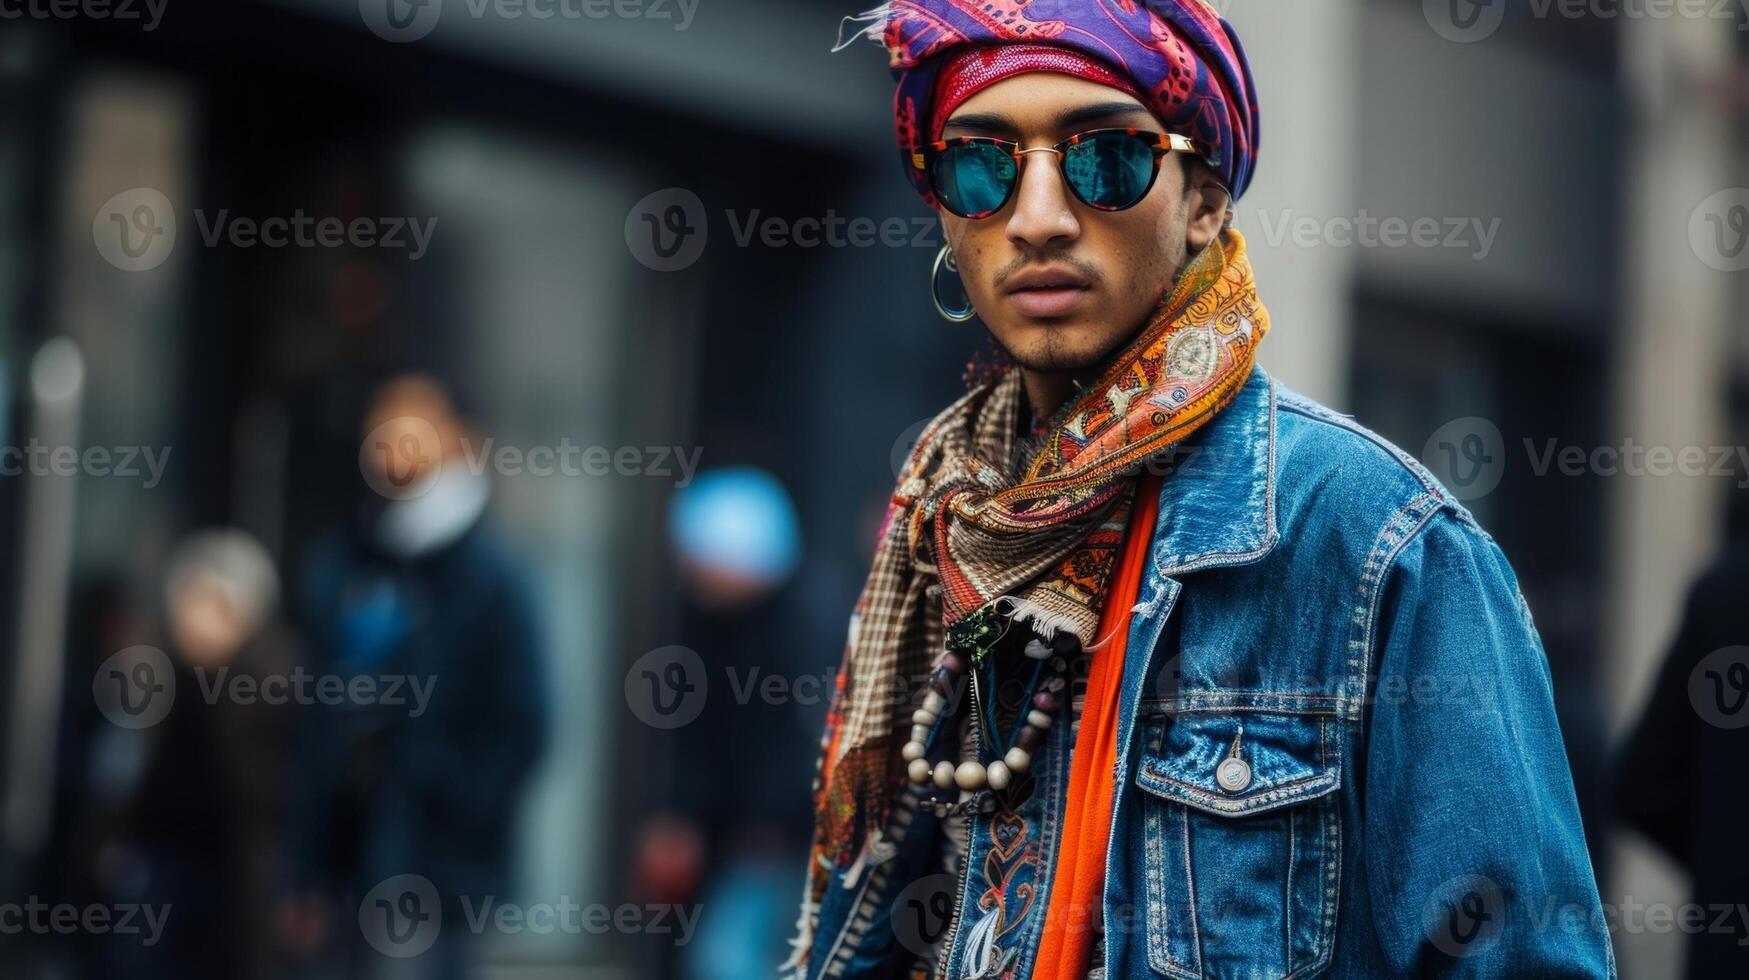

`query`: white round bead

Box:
[922,691,948,715]
[933,761,956,789]
[911,725,931,744]
[902,740,926,761]
[908,758,932,784]
[1005,747,1032,773]
[1027,710,1054,730]
[912,709,937,726]
[954,761,988,791]
[987,760,1012,790]
[1023,638,1051,660]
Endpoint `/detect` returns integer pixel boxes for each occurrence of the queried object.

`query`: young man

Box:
[789,2,1614,978]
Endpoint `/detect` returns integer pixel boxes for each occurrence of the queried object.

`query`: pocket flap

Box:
[1135,710,1340,816]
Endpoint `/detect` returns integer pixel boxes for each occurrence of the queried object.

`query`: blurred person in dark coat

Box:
[72,530,297,979]
[278,373,547,980]
[1615,483,1749,976]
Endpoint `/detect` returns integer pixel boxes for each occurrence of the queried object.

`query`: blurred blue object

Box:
[670,467,802,588]
[682,855,796,980]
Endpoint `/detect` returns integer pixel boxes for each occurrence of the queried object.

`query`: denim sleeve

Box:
[1362,510,1615,977]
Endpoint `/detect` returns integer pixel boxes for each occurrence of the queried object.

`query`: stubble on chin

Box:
[986,318,1145,377]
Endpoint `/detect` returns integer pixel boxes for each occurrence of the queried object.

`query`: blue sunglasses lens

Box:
[931,142,1017,218]
[1062,132,1157,210]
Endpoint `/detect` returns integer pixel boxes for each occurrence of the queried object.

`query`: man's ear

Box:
[1184,162,1233,253]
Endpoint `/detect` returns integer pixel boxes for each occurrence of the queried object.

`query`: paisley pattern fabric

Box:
[855,0,1261,202]
[801,230,1272,940]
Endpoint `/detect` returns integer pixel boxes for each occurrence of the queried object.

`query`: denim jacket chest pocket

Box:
[1133,708,1342,980]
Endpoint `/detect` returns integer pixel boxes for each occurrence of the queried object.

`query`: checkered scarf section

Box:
[798,229,1271,940]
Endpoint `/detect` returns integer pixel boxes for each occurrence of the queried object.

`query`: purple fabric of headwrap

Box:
[879,0,1261,202]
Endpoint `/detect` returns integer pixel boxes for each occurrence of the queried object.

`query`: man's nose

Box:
[1004,149,1081,251]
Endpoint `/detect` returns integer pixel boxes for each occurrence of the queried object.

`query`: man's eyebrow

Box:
[940,111,1015,136]
[942,102,1156,137]
[1054,101,1155,129]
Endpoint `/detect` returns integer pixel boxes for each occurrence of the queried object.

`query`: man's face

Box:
[360,375,463,491]
[939,73,1213,376]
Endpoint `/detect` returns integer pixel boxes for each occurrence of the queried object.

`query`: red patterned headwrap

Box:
[839,0,1262,204]
[926,44,1146,140]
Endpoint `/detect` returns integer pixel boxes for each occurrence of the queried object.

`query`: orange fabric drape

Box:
[1031,471,1164,978]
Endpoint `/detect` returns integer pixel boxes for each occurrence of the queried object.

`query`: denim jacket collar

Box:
[1149,366,1280,578]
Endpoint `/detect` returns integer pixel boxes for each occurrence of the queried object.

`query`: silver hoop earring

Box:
[931,245,977,323]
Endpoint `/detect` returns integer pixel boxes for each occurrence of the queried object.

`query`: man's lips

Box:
[1003,266,1093,319]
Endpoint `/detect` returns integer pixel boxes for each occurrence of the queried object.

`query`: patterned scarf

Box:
[804,229,1271,899]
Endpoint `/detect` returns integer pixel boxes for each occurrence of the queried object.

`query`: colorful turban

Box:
[861,0,1261,203]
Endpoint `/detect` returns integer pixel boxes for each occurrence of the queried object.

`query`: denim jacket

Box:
[798,367,1615,979]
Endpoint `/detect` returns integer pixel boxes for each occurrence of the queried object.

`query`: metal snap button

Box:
[1216,756,1252,793]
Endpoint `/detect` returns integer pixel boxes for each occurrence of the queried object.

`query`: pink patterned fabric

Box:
[877,0,1261,201]
[926,43,1144,140]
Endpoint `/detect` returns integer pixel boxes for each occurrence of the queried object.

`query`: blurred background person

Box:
[1614,479,1749,977]
[40,530,294,980]
[277,373,547,980]
[135,529,295,979]
[657,465,811,980]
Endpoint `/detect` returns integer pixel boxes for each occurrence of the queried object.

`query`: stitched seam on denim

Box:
[1274,390,1454,507]
[1299,719,1340,977]
[1125,584,1191,978]
[1144,735,1199,979]
[1138,767,1340,814]
[1151,377,1280,580]
[1010,706,1071,976]
[817,783,920,977]
[1144,693,1348,717]
[1152,692,1348,702]
[1180,803,1203,977]
[1285,796,1296,972]
[1350,494,1446,722]
[942,792,988,977]
[1144,756,1167,973]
